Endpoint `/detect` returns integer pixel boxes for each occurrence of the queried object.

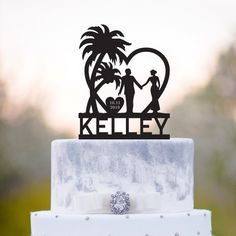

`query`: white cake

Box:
[31,138,212,236]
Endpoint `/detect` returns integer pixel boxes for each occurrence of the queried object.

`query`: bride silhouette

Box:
[142,70,161,113]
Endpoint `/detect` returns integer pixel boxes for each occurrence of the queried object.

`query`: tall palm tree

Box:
[80,24,131,113]
[95,62,121,93]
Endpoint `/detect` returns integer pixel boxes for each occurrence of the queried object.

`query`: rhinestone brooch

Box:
[110,191,130,214]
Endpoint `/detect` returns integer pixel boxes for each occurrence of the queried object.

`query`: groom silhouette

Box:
[119,68,142,114]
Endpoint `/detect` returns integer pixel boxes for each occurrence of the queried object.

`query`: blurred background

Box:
[0,0,236,235]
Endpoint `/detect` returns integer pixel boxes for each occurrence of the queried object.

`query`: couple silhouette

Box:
[118,68,161,114]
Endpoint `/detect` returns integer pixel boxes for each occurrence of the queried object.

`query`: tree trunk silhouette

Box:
[95,80,106,92]
[86,53,107,113]
[84,57,94,113]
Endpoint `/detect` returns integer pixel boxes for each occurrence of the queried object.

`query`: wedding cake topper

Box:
[79,24,170,139]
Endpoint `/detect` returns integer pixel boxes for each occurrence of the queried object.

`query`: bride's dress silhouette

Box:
[142,70,161,113]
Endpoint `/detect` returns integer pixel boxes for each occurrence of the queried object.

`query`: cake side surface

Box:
[31,209,212,236]
[51,138,194,213]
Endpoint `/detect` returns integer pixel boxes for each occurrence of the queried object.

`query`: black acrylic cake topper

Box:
[79,24,170,139]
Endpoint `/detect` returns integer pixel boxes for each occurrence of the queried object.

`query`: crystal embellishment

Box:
[110,191,130,214]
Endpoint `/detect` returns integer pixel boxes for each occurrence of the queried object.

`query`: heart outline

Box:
[123,47,170,101]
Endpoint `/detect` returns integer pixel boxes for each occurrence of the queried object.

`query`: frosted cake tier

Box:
[51,139,194,213]
[31,210,212,236]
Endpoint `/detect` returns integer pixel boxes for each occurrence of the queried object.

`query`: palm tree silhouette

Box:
[80,24,131,113]
[95,62,121,93]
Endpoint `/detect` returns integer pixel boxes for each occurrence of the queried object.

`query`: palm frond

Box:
[79,39,94,49]
[110,30,124,38]
[115,50,127,64]
[114,75,122,79]
[102,24,110,34]
[101,62,109,70]
[88,26,103,34]
[87,53,97,66]
[82,45,93,59]
[104,62,110,70]
[81,31,97,39]
[97,63,106,71]
[115,44,125,51]
[113,68,121,74]
[80,25,131,71]
[114,76,121,89]
[113,39,131,46]
[108,53,118,64]
[95,75,103,81]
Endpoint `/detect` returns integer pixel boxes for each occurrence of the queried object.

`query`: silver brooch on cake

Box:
[110,191,130,214]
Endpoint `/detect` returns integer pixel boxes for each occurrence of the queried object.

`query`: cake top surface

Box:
[52,138,193,144]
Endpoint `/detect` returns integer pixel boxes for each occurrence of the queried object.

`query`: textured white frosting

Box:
[31,210,212,236]
[51,138,194,213]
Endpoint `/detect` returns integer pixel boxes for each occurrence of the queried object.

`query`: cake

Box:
[31,24,212,236]
[30,139,212,235]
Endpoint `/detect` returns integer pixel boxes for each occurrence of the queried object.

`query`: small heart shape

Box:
[106,97,124,114]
